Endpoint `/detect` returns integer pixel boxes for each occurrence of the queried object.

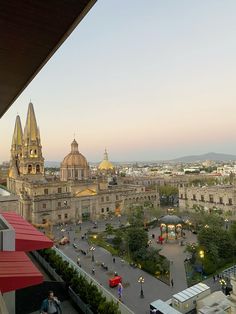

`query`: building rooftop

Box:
[173,283,210,302]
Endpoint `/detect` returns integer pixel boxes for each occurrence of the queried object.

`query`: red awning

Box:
[0,251,43,293]
[1,212,53,251]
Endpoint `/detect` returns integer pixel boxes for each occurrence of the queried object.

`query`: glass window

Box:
[44,189,48,195]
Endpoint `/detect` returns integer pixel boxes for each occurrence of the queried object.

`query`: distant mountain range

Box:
[171,152,236,163]
[45,152,236,167]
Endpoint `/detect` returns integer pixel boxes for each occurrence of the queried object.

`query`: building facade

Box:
[7,103,160,224]
[179,184,236,215]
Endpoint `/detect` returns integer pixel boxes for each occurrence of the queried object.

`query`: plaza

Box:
[53,215,199,313]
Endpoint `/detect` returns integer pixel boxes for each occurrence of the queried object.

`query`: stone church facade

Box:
[7,103,159,224]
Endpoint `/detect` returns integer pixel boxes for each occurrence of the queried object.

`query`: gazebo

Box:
[159,215,183,240]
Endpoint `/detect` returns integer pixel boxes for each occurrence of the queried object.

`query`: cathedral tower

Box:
[19,102,44,180]
[9,115,23,179]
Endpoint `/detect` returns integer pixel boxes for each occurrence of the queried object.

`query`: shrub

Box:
[39,249,120,314]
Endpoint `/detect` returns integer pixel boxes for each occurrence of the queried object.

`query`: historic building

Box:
[7,103,160,224]
[98,149,115,174]
[179,184,236,216]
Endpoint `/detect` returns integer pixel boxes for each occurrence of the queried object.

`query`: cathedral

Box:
[7,103,159,224]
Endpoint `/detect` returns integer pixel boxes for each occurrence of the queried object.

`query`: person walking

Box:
[171,278,174,287]
[118,282,123,301]
[113,257,116,263]
[40,290,61,314]
[92,267,95,275]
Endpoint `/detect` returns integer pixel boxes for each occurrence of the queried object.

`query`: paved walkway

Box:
[56,222,198,314]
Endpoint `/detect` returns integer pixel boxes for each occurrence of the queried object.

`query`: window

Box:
[28,164,32,173]
[201,195,204,202]
[44,189,48,195]
[101,197,104,202]
[65,213,68,219]
[193,194,196,200]
[180,194,183,199]
[209,195,214,203]
[43,203,46,209]
[106,207,109,212]
[101,208,104,213]
[106,196,109,202]
[219,197,223,204]
[58,188,62,193]
[116,195,119,200]
[36,164,40,173]
[58,202,61,208]
[229,198,233,205]
[64,200,68,206]
[185,194,187,199]
[58,215,61,220]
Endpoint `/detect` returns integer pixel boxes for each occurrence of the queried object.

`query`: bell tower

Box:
[19,102,44,180]
[9,115,23,179]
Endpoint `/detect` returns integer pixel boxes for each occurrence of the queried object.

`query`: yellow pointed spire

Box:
[104,148,108,160]
[12,115,23,146]
[23,102,39,142]
[98,148,114,170]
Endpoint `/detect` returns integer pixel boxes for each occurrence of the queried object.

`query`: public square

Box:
[53,216,204,314]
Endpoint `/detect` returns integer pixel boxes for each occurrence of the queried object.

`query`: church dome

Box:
[60,139,89,181]
[61,140,88,168]
[98,149,114,170]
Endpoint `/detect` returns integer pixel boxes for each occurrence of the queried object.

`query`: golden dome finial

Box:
[98,148,114,171]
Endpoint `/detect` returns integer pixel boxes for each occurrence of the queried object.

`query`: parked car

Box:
[73,243,78,249]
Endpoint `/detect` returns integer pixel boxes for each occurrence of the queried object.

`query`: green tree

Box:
[158,185,178,205]
[128,206,145,227]
[105,223,114,235]
[126,227,148,253]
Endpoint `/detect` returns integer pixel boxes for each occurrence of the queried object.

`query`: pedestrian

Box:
[118,282,123,301]
[213,275,216,282]
[40,290,61,314]
[171,278,174,287]
[113,257,116,263]
[92,267,95,275]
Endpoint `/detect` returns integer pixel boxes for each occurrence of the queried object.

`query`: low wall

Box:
[52,247,134,314]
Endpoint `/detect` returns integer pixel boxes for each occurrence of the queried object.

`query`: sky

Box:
[1,0,236,162]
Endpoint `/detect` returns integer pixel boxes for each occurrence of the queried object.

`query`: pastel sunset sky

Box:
[1,0,236,162]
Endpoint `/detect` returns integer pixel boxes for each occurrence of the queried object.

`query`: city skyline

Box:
[1,0,236,162]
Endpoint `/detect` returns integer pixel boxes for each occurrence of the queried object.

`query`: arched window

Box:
[28,165,32,173]
[36,164,40,173]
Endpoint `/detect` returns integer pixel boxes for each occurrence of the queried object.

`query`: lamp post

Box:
[138,276,144,298]
[199,250,205,281]
[219,278,227,294]
[224,218,229,230]
[90,246,95,262]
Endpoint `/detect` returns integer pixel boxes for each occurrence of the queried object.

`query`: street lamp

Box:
[224,218,229,230]
[219,278,227,294]
[138,276,144,298]
[199,250,204,281]
[90,246,95,262]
